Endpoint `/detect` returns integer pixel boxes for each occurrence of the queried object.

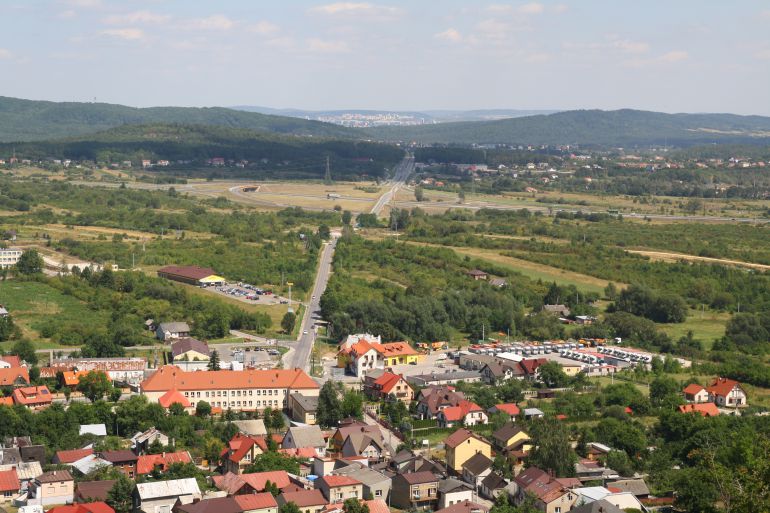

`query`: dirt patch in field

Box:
[627,250,770,271]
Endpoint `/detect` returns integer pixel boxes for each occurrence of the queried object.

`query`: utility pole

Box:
[287,282,293,313]
[324,156,332,185]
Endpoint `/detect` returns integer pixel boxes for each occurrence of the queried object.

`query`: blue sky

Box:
[1,1,769,114]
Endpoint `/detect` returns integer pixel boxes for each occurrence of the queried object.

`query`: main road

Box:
[370,154,414,215]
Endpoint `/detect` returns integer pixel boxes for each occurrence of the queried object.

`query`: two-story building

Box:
[133,478,201,513]
[391,471,439,510]
[363,371,414,404]
[445,429,492,474]
[27,470,75,506]
[314,475,363,503]
[706,377,748,408]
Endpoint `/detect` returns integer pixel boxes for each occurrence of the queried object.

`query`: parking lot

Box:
[320,351,460,383]
[207,282,292,306]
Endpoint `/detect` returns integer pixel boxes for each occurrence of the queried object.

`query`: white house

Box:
[133,478,201,513]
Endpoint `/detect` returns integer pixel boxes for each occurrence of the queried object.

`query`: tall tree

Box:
[526,417,577,477]
[208,350,221,371]
[78,371,113,402]
[317,381,343,428]
[281,312,297,334]
[106,474,135,513]
[15,249,43,275]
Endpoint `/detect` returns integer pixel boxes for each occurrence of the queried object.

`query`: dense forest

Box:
[0,96,358,142]
[0,124,403,180]
[368,109,770,146]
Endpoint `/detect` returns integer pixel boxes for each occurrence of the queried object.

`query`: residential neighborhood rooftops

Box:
[462,452,493,475]
[0,469,20,493]
[171,338,210,358]
[233,493,279,511]
[135,477,200,499]
[136,451,192,475]
[317,475,362,487]
[99,450,138,463]
[683,383,705,395]
[0,367,30,386]
[445,428,486,449]
[56,448,94,464]
[678,403,720,416]
[706,377,743,397]
[279,489,327,507]
[37,470,74,483]
[435,501,489,513]
[75,480,117,502]
[398,470,438,485]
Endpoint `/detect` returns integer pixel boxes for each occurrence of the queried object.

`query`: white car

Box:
[303,330,308,335]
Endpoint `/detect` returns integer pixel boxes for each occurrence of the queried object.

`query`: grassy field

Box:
[223,181,383,212]
[658,309,730,348]
[0,280,107,349]
[405,242,615,294]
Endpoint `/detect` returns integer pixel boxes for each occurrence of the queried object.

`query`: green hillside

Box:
[0,96,359,142]
[0,123,403,180]
[365,109,770,147]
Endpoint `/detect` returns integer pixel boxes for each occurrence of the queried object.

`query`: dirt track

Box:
[628,250,770,271]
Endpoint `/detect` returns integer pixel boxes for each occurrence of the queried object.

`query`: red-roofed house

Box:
[683,384,709,403]
[0,355,22,368]
[0,468,21,501]
[364,371,414,403]
[511,467,577,512]
[46,503,114,513]
[487,403,520,420]
[706,377,747,408]
[0,367,29,387]
[213,471,292,495]
[0,397,13,406]
[437,400,488,428]
[315,475,363,503]
[12,386,52,409]
[221,434,266,474]
[136,451,192,475]
[337,340,380,377]
[678,403,720,417]
[233,492,279,513]
[53,448,94,465]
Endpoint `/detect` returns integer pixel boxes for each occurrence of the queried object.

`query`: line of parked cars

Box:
[215,282,273,301]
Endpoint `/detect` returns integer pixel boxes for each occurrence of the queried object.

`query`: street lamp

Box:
[287,282,293,313]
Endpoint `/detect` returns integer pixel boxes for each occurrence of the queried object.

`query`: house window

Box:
[375,490,382,498]
[555,509,561,513]
[413,489,420,499]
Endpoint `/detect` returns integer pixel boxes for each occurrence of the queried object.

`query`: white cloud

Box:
[612,39,650,54]
[182,15,236,31]
[0,48,12,59]
[250,21,280,35]
[103,11,170,25]
[434,28,462,42]
[310,3,402,20]
[518,2,544,15]
[307,38,350,53]
[659,50,688,63]
[100,28,145,40]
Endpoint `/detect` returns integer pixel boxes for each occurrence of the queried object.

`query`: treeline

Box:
[0,124,403,180]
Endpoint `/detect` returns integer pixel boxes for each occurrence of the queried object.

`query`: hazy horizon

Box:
[1,1,769,115]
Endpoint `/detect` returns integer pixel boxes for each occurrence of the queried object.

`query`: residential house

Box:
[479,473,506,500]
[175,497,243,513]
[586,443,612,461]
[12,386,52,409]
[337,339,381,377]
[221,434,266,474]
[0,469,20,502]
[99,450,138,479]
[141,366,320,413]
[44,358,146,387]
[445,429,492,474]
[543,305,571,317]
[437,400,488,428]
[573,486,645,512]
[232,420,268,437]
[487,403,520,421]
[568,500,624,513]
[133,478,201,513]
[53,449,94,466]
[131,428,170,455]
[437,478,473,509]
[678,403,720,417]
[329,420,383,453]
[390,471,439,510]
[435,501,489,513]
[416,385,466,420]
[458,354,498,372]
[491,424,531,453]
[314,475,363,503]
[0,355,21,368]
[0,461,42,494]
[3,437,44,464]
[282,426,326,457]
[510,467,578,513]
[384,450,446,476]
[46,503,115,513]
[461,453,493,490]
[682,384,709,403]
[288,393,318,425]
[339,432,387,462]
[212,471,291,496]
[71,454,111,476]
[233,493,279,513]
[606,479,649,500]
[155,322,191,342]
[0,367,29,387]
[406,371,483,387]
[136,451,192,476]
[27,470,75,506]
[330,464,391,502]
[523,408,544,420]
[377,342,421,367]
[480,361,524,384]
[277,490,327,513]
[706,377,748,408]
[363,371,414,403]
[74,480,117,502]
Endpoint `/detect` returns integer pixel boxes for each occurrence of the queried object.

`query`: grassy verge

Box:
[658,309,729,349]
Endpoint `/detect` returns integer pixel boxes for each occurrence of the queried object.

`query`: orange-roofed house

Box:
[364,371,414,403]
[46,502,114,513]
[234,492,279,513]
[682,384,709,404]
[221,434,267,475]
[0,355,22,368]
[706,377,748,408]
[140,366,319,413]
[0,397,13,406]
[437,400,488,428]
[0,468,21,501]
[61,370,109,388]
[487,403,520,421]
[678,403,720,417]
[136,451,192,475]
[158,389,192,411]
[0,367,29,387]
[337,339,380,377]
[277,489,328,513]
[213,470,292,495]
[376,342,421,367]
[315,475,363,503]
[53,448,94,465]
[12,386,52,409]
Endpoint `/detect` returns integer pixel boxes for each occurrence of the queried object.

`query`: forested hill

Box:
[0,124,403,179]
[0,96,359,142]
[365,109,770,147]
